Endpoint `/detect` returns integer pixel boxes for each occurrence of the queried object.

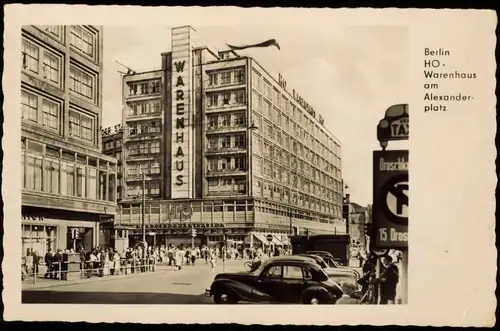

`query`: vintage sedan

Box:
[206,256,344,304]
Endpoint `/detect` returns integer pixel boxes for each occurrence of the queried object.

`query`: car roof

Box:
[296,254,325,261]
[306,250,332,255]
[267,255,316,263]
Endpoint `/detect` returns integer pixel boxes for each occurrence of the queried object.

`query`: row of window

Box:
[253,109,341,171]
[254,199,341,223]
[127,181,161,196]
[22,37,98,104]
[207,90,245,107]
[128,121,162,136]
[126,161,161,176]
[253,136,341,188]
[206,112,246,130]
[103,139,122,151]
[207,177,246,195]
[127,100,162,117]
[22,38,62,86]
[208,69,245,86]
[251,71,340,154]
[31,25,98,61]
[21,149,116,202]
[207,156,246,172]
[253,180,341,217]
[207,134,246,150]
[254,158,342,201]
[257,126,340,175]
[22,89,95,143]
[128,80,162,97]
[128,141,161,156]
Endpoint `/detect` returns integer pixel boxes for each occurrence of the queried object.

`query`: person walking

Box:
[190,247,197,266]
[44,248,54,279]
[378,255,399,304]
[175,244,185,270]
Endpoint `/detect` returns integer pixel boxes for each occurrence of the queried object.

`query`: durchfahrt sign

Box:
[373,150,408,248]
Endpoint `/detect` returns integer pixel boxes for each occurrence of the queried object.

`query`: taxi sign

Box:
[377,104,409,144]
[373,150,408,248]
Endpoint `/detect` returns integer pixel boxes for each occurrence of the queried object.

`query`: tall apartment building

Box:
[116,26,344,248]
[21,25,117,256]
[121,70,164,200]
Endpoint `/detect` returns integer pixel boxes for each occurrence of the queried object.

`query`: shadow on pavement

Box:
[22,290,212,304]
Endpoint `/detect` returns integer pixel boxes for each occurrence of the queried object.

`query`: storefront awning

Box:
[272,235,283,246]
[252,233,270,245]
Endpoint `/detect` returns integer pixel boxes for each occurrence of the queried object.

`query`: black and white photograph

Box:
[2,5,496,326]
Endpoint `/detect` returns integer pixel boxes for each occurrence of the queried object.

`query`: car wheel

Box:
[302,293,321,305]
[213,291,236,304]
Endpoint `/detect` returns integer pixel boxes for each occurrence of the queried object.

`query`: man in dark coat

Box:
[44,248,54,279]
[52,249,63,280]
[379,255,399,304]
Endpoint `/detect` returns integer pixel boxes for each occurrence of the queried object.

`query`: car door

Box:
[254,264,283,302]
[281,264,310,303]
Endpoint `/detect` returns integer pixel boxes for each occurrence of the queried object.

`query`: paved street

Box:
[22,259,245,304]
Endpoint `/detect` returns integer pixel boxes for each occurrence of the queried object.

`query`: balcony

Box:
[206,168,247,177]
[125,133,162,142]
[125,92,162,102]
[205,82,246,93]
[206,125,247,135]
[205,102,247,114]
[126,152,160,161]
[205,146,247,155]
[125,172,161,182]
[125,112,162,122]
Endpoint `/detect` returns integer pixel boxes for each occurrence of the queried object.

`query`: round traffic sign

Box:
[380,174,409,226]
[266,234,273,242]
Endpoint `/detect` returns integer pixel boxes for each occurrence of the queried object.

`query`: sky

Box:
[101,25,409,206]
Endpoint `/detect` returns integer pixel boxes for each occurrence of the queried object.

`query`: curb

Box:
[22,265,177,290]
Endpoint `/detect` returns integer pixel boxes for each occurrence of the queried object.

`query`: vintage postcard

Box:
[2,4,497,326]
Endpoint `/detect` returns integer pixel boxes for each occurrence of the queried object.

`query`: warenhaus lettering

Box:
[379,157,408,171]
[423,70,477,79]
[174,60,187,186]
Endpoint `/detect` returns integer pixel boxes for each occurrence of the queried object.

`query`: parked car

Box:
[306,251,344,265]
[296,254,360,280]
[206,256,344,304]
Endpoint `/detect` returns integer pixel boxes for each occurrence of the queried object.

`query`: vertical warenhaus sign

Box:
[171,27,194,198]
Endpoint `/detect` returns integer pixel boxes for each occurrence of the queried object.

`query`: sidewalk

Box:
[22,259,246,291]
[22,264,178,290]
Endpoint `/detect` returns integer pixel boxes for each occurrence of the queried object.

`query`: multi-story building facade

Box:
[116,26,344,248]
[101,128,124,201]
[21,25,117,256]
[121,70,164,201]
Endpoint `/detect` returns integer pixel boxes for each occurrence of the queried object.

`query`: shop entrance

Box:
[66,227,93,252]
[21,224,57,258]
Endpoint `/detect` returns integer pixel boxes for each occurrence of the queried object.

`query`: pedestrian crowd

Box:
[22,243,293,281]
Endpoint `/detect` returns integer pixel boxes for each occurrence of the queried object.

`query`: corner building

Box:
[21,25,118,257]
[116,26,345,247]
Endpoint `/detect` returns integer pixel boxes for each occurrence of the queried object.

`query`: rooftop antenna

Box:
[115,60,137,75]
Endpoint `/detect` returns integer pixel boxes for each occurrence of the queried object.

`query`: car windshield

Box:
[250,258,275,276]
[324,257,339,268]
